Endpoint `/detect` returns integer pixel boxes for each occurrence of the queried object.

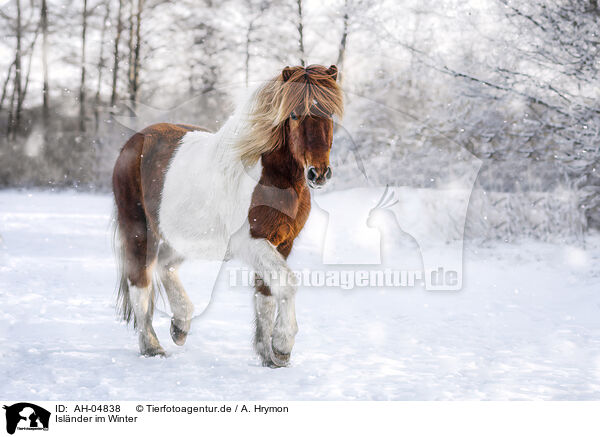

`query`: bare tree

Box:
[94,0,112,131]
[243,0,270,87]
[20,25,41,120]
[126,0,134,100]
[79,0,88,132]
[111,0,124,107]
[133,0,143,100]
[177,0,229,97]
[296,0,305,66]
[336,0,349,72]
[2,0,38,138]
[9,0,23,138]
[41,0,49,127]
[244,20,254,87]
[128,0,143,108]
[0,61,16,115]
[333,0,376,84]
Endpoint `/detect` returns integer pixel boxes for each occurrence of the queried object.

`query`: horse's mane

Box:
[234,65,344,166]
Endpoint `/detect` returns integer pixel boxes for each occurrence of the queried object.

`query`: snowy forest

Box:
[0,0,599,240]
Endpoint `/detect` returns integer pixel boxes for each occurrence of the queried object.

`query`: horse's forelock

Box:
[236,65,343,166]
[277,66,343,122]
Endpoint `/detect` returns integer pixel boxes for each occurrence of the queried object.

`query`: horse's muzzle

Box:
[306,166,332,189]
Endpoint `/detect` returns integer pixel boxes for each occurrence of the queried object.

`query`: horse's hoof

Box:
[139,332,166,357]
[142,346,166,357]
[170,318,190,346]
[269,348,291,368]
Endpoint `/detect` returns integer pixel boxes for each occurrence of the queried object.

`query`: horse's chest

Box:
[248,183,311,248]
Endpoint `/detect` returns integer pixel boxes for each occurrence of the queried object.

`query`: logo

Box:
[3,403,50,434]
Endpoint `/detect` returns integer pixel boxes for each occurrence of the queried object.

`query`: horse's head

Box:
[276,64,343,189]
[242,64,343,186]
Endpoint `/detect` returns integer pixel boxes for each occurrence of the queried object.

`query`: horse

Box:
[112,64,343,367]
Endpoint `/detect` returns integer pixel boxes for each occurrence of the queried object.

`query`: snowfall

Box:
[1,189,599,400]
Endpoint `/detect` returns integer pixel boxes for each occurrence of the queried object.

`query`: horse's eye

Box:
[290,112,298,120]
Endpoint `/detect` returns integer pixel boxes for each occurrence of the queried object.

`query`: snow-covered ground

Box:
[1,190,599,400]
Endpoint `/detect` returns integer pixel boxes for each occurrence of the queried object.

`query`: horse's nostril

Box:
[325,167,332,180]
[307,166,317,181]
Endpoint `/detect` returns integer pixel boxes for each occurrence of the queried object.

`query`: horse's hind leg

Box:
[157,244,194,346]
[123,230,165,357]
[114,131,165,356]
[114,194,163,356]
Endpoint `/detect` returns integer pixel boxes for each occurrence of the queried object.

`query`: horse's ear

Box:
[282,66,294,82]
[327,65,338,81]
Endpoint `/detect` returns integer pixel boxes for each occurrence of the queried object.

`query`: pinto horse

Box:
[112,64,343,366]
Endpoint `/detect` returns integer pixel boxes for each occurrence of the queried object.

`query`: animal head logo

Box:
[3,403,50,435]
[366,186,399,228]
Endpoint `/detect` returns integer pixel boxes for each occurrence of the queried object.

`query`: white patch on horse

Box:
[159,128,261,260]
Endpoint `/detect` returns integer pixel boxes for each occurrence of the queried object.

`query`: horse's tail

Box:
[112,209,134,326]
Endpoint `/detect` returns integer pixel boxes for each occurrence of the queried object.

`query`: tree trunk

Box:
[408,10,421,91]
[296,0,305,66]
[110,0,124,107]
[132,0,143,107]
[245,20,254,88]
[79,0,88,132]
[336,0,349,85]
[0,61,15,115]
[20,26,42,128]
[41,0,49,127]
[127,0,144,107]
[6,73,17,138]
[95,0,111,132]
[126,0,143,110]
[10,0,23,139]
[127,0,134,102]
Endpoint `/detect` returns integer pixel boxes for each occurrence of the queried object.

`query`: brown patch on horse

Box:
[248,139,311,255]
[113,122,206,289]
[248,65,341,297]
[248,141,311,298]
[113,132,154,289]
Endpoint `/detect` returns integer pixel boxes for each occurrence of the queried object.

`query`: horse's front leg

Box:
[231,228,297,367]
[271,282,298,364]
[269,238,298,364]
[254,273,297,366]
[253,282,277,365]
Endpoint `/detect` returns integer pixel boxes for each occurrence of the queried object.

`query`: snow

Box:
[1,190,600,400]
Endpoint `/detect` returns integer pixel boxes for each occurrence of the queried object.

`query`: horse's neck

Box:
[260,142,305,192]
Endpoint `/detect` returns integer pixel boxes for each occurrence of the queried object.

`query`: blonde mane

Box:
[234,65,344,166]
